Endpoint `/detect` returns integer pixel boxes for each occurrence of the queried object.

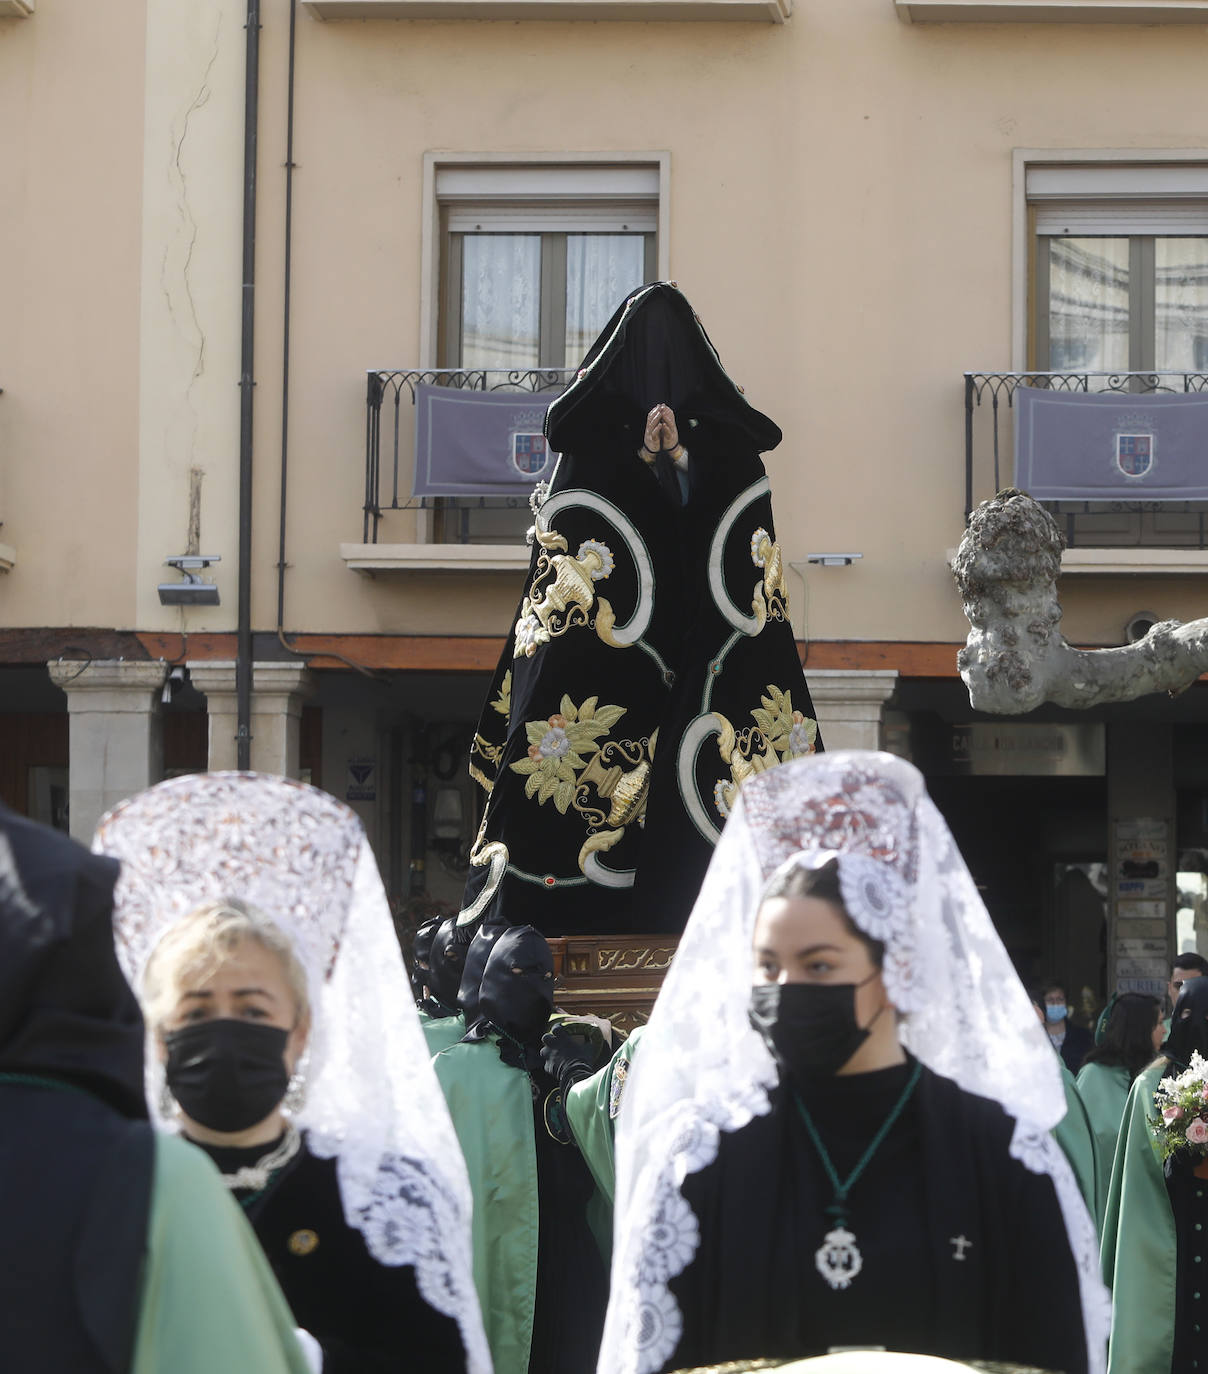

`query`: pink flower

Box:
[1187,1118,1208,1146]
[1164,1105,1185,1123]
[1200,1086,1208,1103]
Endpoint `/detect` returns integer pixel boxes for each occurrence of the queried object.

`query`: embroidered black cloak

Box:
[462,283,822,937]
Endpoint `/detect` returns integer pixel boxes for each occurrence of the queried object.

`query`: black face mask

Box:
[748,975,883,1081]
[164,1018,291,1133]
[480,926,555,1048]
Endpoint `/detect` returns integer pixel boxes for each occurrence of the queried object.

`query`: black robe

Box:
[0,803,153,1374]
[203,1135,468,1374]
[666,1060,1088,1374]
[463,283,821,936]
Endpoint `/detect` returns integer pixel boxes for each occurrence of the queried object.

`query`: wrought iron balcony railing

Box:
[964,371,1208,549]
[364,368,574,544]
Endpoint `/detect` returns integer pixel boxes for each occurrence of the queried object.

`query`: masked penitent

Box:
[94,772,491,1374]
[599,750,1110,1374]
[0,801,311,1374]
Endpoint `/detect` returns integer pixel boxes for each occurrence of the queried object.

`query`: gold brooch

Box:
[288,1229,319,1257]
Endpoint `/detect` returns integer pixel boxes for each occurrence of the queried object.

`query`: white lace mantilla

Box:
[601,751,1108,1374]
[95,772,492,1374]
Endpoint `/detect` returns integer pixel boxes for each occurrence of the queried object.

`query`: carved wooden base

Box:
[548,933,679,1038]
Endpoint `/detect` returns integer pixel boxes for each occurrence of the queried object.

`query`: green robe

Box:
[565,1027,644,1206]
[1100,1063,1177,1374]
[433,1037,538,1374]
[421,1008,468,1057]
[1053,1059,1101,1229]
[133,1133,311,1374]
[1075,1060,1131,1231]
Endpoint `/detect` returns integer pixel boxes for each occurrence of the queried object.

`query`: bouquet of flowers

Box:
[1152,1050,1208,1162]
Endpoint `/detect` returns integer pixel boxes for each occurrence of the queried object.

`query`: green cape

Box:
[133,1133,311,1374]
[433,1036,538,1374]
[1100,1062,1177,1374]
[1052,1058,1101,1229]
[420,1008,468,1057]
[1074,1060,1130,1232]
[565,1027,645,1207]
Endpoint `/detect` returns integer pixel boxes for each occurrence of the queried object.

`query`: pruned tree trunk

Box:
[952,489,1208,714]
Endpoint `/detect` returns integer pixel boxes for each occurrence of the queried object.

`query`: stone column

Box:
[48,658,168,842]
[187,660,316,777]
[805,669,899,753]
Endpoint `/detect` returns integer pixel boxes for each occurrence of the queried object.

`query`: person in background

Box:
[1041,979,1095,1074]
[1101,976,1208,1373]
[1168,952,1208,1028]
[95,772,491,1374]
[1076,991,1163,1225]
[0,802,310,1374]
[1026,993,1100,1226]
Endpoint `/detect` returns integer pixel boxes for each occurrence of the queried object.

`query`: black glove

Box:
[540,1026,600,1097]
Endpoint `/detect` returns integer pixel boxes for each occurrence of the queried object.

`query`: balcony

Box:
[344,368,574,577]
[964,371,1208,561]
[899,1,1208,19]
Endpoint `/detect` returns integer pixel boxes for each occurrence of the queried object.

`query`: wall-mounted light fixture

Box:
[805,552,864,567]
[158,555,221,607]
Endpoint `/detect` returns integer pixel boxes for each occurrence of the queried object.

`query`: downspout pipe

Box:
[236,0,262,771]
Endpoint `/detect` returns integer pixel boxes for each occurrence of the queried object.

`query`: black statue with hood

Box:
[463,282,822,937]
[0,803,152,1374]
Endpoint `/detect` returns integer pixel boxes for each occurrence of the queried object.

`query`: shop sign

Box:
[947,723,1104,776]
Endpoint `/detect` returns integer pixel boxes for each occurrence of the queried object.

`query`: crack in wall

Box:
[159,10,222,504]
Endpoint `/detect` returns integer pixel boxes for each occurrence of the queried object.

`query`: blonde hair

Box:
[142,898,311,1033]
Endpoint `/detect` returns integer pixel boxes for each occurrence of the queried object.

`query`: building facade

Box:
[5,0,1208,1004]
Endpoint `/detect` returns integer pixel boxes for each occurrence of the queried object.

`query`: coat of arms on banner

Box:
[512,431,552,477]
[1115,432,1154,479]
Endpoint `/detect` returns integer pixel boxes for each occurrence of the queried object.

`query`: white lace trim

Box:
[1009,1121,1111,1374]
[96,773,492,1374]
[601,751,1106,1374]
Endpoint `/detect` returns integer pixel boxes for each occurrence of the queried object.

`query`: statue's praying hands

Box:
[643,403,680,456]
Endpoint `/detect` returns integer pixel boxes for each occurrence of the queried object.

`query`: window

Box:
[421,159,666,543]
[1029,164,1208,376]
[1021,159,1208,549]
[436,164,660,368]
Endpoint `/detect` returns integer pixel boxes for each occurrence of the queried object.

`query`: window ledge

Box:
[1060,548,1208,575]
[0,542,14,573]
[306,0,789,19]
[0,0,33,14]
[341,542,532,575]
[899,0,1208,18]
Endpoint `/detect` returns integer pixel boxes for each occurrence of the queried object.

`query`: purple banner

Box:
[1015,387,1208,501]
[413,385,557,498]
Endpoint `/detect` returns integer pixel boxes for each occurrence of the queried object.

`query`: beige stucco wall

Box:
[6,0,1208,648]
[0,0,145,626]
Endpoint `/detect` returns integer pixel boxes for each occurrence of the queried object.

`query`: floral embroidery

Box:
[749,527,789,628]
[492,671,512,719]
[712,685,820,818]
[510,696,627,815]
[513,526,617,658]
[508,695,655,876]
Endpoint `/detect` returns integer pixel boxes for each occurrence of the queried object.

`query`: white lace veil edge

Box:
[600,750,1108,1374]
[93,772,493,1374]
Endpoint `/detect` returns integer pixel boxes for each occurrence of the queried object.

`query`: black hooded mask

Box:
[425,917,472,1016]
[478,925,555,1048]
[544,281,781,457]
[457,921,505,1030]
[0,804,146,1119]
[1163,975,1208,1072]
[410,917,442,1003]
